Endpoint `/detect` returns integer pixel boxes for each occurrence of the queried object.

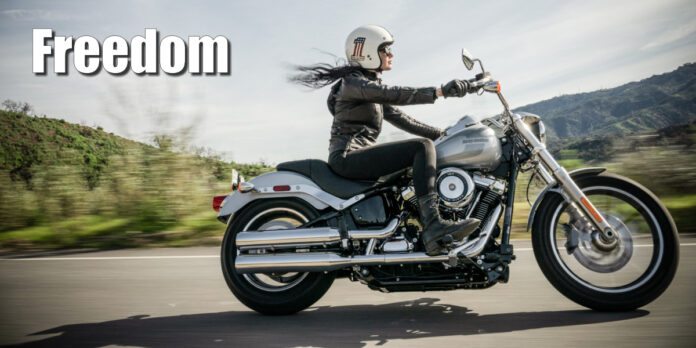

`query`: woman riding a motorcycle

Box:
[292,25,480,255]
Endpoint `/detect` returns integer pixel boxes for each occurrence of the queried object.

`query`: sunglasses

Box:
[379,46,392,55]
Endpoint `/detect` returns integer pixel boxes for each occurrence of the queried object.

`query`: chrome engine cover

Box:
[436,167,475,208]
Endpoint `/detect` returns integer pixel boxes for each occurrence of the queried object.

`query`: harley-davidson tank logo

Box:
[461,137,489,144]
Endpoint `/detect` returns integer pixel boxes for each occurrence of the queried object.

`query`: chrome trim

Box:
[437,167,475,208]
[239,182,256,193]
[365,239,377,255]
[236,218,400,249]
[236,226,340,248]
[450,204,503,258]
[536,166,556,186]
[381,239,411,253]
[235,252,449,273]
[526,167,607,231]
[348,218,400,239]
[473,174,506,195]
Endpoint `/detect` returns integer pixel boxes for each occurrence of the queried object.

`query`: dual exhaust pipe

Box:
[235,218,401,249]
[235,205,502,273]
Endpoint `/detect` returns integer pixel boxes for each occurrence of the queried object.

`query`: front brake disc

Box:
[566,214,633,273]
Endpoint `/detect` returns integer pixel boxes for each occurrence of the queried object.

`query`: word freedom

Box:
[33,29,230,75]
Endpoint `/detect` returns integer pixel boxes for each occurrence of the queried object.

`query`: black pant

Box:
[328,138,436,197]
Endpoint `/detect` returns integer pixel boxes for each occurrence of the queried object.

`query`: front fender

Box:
[217,171,344,224]
[526,167,606,231]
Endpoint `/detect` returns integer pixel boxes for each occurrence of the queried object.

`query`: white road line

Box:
[0,255,219,261]
[513,242,696,252]
[1,243,695,261]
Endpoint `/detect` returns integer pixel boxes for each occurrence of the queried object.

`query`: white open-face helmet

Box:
[345,25,394,70]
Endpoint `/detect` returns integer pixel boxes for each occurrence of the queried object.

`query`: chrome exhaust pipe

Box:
[235,252,449,273]
[234,205,503,273]
[236,218,400,249]
[450,204,503,258]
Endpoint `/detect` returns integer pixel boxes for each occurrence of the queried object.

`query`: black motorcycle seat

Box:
[276,159,382,199]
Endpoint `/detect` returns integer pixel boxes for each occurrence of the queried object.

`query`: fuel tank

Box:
[434,116,502,171]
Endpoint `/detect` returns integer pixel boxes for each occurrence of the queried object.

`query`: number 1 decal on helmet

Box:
[345,25,394,70]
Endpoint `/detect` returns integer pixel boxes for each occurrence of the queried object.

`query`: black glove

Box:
[441,79,470,98]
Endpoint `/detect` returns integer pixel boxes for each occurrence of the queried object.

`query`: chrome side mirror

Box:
[461,48,486,73]
[461,49,475,70]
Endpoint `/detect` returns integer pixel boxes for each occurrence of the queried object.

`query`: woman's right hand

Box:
[441,79,470,98]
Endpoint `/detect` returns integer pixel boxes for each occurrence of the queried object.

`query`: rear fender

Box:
[218,171,347,224]
[526,167,606,231]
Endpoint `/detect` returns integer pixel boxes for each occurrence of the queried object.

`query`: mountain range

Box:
[514,62,696,139]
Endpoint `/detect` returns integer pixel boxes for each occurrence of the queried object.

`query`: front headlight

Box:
[538,120,547,144]
[519,112,546,144]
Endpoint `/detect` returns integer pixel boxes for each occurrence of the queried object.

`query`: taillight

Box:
[273,185,291,192]
[212,195,227,212]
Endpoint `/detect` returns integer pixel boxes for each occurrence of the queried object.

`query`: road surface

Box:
[1,237,695,347]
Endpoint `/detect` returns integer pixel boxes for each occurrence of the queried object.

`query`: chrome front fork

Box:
[510,113,618,243]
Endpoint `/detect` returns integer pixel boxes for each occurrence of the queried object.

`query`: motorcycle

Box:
[213,50,679,315]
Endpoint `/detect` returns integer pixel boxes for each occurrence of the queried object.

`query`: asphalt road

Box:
[1,237,695,348]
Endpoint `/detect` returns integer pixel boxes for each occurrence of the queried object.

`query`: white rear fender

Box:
[218,171,350,223]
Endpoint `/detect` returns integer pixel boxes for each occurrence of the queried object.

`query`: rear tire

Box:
[532,173,679,311]
[221,199,335,315]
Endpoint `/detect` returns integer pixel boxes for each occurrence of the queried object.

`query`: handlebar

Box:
[468,72,492,88]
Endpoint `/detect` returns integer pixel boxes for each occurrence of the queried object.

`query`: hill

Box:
[514,63,696,139]
[0,108,274,248]
[0,109,273,189]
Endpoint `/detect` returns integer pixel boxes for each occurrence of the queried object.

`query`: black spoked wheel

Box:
[221,199,335,315]
[532,173,679,311]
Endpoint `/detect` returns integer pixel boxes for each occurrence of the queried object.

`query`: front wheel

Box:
[221,198,335,315]
[532,173,679,311]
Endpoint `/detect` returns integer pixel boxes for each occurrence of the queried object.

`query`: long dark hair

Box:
[289,61,364,89]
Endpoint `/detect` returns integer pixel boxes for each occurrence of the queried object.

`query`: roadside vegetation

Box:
[0,105,273,250]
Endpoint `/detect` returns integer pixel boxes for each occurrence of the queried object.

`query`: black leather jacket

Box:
[327,70,443,162]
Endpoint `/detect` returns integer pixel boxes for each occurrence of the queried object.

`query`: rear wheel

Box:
[532,173,679,311]
[221,199,335,315]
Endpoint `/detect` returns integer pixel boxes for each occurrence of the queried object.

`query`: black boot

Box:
[418,193,481,255]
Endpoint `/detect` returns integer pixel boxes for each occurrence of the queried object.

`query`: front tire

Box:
[221,199,335,315]
[532,173,679,311]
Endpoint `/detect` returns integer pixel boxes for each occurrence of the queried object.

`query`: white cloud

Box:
[641,17,696,50]
[0,9,82,21]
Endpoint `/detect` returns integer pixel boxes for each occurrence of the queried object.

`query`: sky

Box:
[1,0,695,164]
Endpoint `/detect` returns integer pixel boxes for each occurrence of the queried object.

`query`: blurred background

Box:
[0,0,694,250]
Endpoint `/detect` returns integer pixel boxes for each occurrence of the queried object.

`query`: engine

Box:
[435,167,506,222]
[400,167,506,223]
[436,167,476,208]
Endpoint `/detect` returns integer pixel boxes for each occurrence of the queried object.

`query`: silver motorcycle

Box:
[214,50,679,315]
